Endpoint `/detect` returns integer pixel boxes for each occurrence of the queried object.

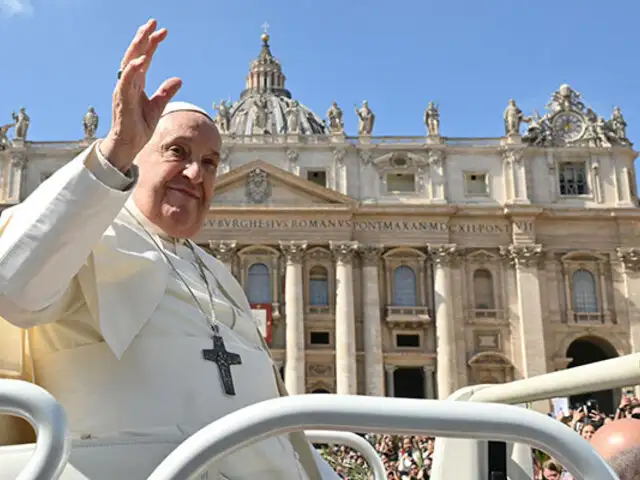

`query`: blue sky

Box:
[2,0,640,151]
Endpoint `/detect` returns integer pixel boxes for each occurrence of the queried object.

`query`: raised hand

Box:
[101,19,182,171]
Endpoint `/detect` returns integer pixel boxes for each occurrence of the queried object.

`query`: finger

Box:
[148,77,182,117]
[140,28,167,73]
[117,55,147,99]
[120,19,157,69]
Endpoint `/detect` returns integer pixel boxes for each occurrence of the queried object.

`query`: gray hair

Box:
[608,445,640,480]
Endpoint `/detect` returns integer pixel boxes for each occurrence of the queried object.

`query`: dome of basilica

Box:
[212,33,330,136]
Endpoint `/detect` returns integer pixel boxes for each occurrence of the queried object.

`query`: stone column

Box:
[7,150,28,202]
[279,240,308,395]
[360,245,385,396]
[208,240,238,275]
[331,241,358,394]
[384,364,396,397]
[616,248,640,371]
[429,244,460,399]
[422,366,435,399]
[500,245,547,377]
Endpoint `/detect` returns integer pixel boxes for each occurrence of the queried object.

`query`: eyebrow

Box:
[163,135,221,157]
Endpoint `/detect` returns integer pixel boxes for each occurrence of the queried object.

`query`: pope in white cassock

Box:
[0,19,341,480]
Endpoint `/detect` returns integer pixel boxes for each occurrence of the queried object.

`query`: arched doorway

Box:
[567,336,618,414]
[311,388,331,394]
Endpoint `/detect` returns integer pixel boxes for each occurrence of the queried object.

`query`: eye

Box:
[168,145,187,157]
[202,158,219,172]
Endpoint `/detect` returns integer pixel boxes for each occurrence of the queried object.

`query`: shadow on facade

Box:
[567,335,618,414]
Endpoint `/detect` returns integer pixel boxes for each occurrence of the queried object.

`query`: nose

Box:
[183,160,204,184]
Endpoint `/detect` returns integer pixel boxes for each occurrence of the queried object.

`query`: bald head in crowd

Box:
[590,418,640,480]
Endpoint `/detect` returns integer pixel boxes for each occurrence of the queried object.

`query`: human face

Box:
[543,468,560,480]
[581,424,595,441]
[133,111,221,238]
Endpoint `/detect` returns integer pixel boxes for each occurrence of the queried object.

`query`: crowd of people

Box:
[316,393,640,480]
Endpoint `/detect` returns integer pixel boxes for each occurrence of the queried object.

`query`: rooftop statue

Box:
[326,101,344,134]
[213,100,231,134]
[355,101,375,136]
[83,107,99,140]
[11,108,30,141]
[424,102,440,137]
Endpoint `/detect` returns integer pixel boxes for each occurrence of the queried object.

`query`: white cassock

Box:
[0,107,340,479]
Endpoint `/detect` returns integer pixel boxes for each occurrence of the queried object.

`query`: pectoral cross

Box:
[202,326,242,396]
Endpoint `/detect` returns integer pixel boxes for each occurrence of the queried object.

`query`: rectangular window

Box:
[386,173,415,193]
[310,331,331,345]
[306,170,327,187]
[464,172,489,196]
[395,333,420,348]
[559,162,589,196]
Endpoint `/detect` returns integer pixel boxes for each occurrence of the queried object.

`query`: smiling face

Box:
[132,110,221,238]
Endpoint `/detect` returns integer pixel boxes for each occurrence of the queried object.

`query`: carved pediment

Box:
[467,249,500,264]
[468,351,513,368]
[213,160,356,206]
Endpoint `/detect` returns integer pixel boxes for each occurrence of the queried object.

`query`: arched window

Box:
[473,269,495,309]
[393,265,417,306]
[572,269,598,313]
[309,266,329,306]
[247,263,271,304]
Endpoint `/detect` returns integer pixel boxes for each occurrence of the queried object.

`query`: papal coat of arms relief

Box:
[245,168,271,204]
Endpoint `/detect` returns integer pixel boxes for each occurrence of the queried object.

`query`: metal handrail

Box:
[468,352,640,404]
[0,379,70,480]
[306,430,386,480]
[147,395,618,480]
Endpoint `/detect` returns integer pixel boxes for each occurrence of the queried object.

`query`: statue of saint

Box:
[285,100,300,134]
[424,102,440,137]
[212,100,231,134]
[354,101,375,135]
[610,106,628,140]
[83,107,99,139]
[326,101,344,134]
[252,95,269,134]
[11,108,30,141]
[503,99,530,136]
[0,123,13,150]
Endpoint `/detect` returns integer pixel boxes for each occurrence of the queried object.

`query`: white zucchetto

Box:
[161,101,214,122]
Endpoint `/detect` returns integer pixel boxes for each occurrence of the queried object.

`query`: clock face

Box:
[552,112,584,141]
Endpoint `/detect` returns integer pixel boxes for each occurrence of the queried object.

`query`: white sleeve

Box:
[0,140,137,327]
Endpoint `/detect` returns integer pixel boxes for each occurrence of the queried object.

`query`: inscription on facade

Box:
[204,218,533,234]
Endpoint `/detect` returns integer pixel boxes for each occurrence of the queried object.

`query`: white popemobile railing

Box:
[0,378,620,480]
[0,380,70,480]
[431,352,640,480]
[2,353,639,480]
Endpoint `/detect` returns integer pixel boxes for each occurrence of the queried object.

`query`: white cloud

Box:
[0,0,34,17]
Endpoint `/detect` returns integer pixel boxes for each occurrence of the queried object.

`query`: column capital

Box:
[208,240,237,263]
[428,244,460,266]
[616,247,640,273]
[360,244,384,265]
[421,365,434,373]
[330,241,358,264]
[279,240,308,263]
[500,146,524,165]
[384,364,397,373]
[499,244,543,268]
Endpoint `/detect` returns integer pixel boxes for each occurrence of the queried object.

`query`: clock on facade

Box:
[552,112,584,142]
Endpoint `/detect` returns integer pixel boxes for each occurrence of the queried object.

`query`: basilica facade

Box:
[2,32,639,412]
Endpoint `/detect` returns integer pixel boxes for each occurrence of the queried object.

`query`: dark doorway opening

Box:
[567,336,618,414]
[394,367,425,399]
[311,388,331,394]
